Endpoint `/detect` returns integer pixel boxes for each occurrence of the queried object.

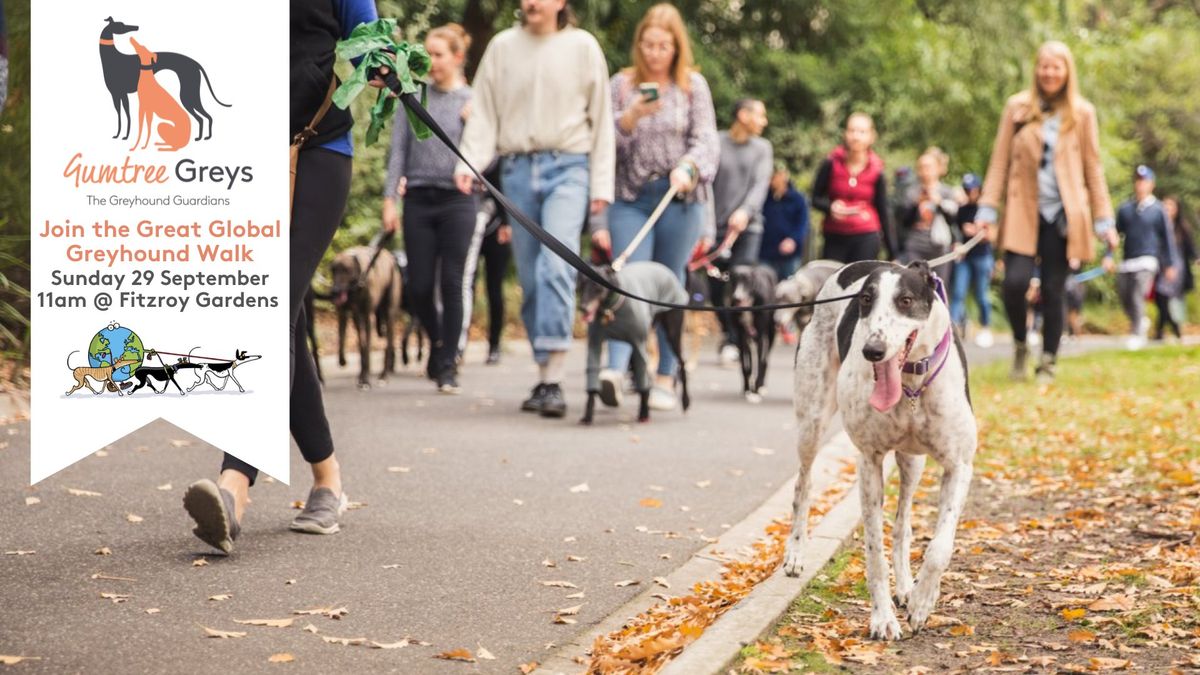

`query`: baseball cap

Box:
[1134,165,1155,181]
[961,173,982,191]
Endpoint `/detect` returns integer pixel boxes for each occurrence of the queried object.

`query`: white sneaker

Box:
[974,328,994,349]
[648,386,677,411]
[1125,335,1146,351]
[1027,332,1041,348]
[719,344,740,366]
[597,369,623,407]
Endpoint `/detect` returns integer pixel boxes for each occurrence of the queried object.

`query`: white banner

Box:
[30,3,289,484]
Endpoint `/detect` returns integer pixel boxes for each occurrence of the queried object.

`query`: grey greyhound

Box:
[99,17,230,141]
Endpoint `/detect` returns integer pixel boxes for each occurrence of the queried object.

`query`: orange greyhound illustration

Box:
[128,37,191,151]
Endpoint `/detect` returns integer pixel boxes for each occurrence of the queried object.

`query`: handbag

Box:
[289,77,338,209]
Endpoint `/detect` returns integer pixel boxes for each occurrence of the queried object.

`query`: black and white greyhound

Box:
[98,17,231,141]
[783,260,976,640]
[187,350,261,393]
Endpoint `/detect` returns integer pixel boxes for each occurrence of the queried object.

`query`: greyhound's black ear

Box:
[105,16,114,22]
[906,260,934,286]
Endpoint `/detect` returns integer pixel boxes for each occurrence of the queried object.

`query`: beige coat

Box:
[980,92,1113,262]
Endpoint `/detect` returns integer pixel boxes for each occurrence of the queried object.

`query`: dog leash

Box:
[925,230,988,269]
[1070,266,1107,284]
[385,80,863,315]
[610,184,679,272]
[687,229,740,273]
[355,229,395,290]
[151,350,236,363]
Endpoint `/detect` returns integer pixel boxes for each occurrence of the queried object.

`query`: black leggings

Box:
[402,187,479,375]
[1002,216,1069,355]
[477,226,512,349]
[1155,294,1182,339]
[221,148,351,485]
[823,231,882,263]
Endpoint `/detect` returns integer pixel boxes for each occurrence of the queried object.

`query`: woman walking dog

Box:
[383,23,475,394]
[591,3,718,413]
[183,0,383,552]
[976,40,1119,382]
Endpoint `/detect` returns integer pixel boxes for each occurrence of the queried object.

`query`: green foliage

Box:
[0,0,31,371]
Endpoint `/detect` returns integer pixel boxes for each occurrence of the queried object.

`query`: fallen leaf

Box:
[556,604,583,616]
[1062,607,1088,621]
[235,618,294,628]
[1088,657,1131,671]
[290,500,305,510]
[156,483,173,491]
[1069,629,1097,643]
[542,559,556,568]
[695,480,712,488]
[519,662,539,675]
[91,573,136,582]
[268,653,294,663]
[292,606,347,619]
[566,555,586,563]
[3,550,34,556]
[67,488,102,497]
[321,636,367,646]
[752,447,775,456]
[169,439,193,448]
[370,640,411,649]
[948,624,975,637]
[614,579,640,587]
[345,501,367,511]
[1088,595,1135,612]
[569,482,590,494]
[285,579,297,585]
[126,513,144,523]
[24,496,40,506]
[565,592,585,599]
[653,577,671,589]
[192,558,208,567]
[541,580,578,589]
[639,498,663,508]
[303,624,319,634]
[386,466,411,473]
[434,649,476,662]
[0,656,41,665]
[513,499,525,506]
[208,594,232,602]
[563,536,577,543]
[477,646,496,660]
[145,608,160,614]
[552,615,577,625]
[381,564,401,569]
[201,626,246,639]
[100,592,130,603]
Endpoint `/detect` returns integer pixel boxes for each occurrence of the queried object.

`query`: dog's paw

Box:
[782,544,804,577]
[868,607,904,641]
[357,381,371,391]
[578,417,593,426]
[892,587,912,610]
[338,357,347,367]
[906,579,941,634]
[744,391,763,404]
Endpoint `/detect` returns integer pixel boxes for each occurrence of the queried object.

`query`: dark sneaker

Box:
[1034,353,1057,384]
[183,479,241,554]
[437,370,462,395]
[521,383,548,412]
[289,487,349,535]
[539,383,567,418]
[486,348,501,365]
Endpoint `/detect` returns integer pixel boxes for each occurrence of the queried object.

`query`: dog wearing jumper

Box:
[127,37,191,151]
[728,264,778,403]
[782,260,976,640]
[773,259,842,337]
[330,246,402,389]
[578,261,690,424]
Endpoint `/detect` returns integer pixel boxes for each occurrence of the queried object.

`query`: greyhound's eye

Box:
[859,293,872,308]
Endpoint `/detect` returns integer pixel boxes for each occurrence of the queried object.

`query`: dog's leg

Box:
[892,452,926,609]
[861,450,902,640]
[356,311,371,389]
[632,346,651,423]
[580,391,597,425]
[783,340,838,578]
[907,456,974,633]
[228,371,245,393]
[382,306,397,378]
[637,390,650,423]
[754,317,770,394]
[337,307,348,367]
[662,311,689,412]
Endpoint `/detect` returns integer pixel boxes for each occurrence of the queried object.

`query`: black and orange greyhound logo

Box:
[98,17,231,150]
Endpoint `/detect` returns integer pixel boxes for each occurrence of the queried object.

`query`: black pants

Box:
[1155,294,1181,339]
[823,231,881,263]
[403,187,479,376]
[709,229,763,345]
[477,226,511,349]
[1002,215,1069,355]
[221,148,350,485]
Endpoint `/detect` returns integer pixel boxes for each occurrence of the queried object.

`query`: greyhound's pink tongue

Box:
[870,353,904,412]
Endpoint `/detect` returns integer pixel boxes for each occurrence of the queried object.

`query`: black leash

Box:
[384,77,862,314]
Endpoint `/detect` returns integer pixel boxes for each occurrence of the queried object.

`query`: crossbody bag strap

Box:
[290,76,338,210]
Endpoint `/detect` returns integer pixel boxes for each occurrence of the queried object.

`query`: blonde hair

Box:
[623,3,696,93]
[1027,40,1081,132]
[847,111,875,133]
[922,145,949,176]
[427,23,472,58]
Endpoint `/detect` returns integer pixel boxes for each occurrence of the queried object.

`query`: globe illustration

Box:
[87,322,144,383]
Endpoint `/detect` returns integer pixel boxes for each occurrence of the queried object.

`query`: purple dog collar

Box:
[901,272,952,399]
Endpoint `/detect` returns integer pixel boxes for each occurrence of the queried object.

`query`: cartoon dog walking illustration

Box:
[65,351,141,396]
[98,17,230,142]
[128,37,191,151]
[187,350,261,393]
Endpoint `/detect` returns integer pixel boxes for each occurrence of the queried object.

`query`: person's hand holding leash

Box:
[497,224,512,246]
[591,229,612,255]
[454,172,476,195]
[670,160,698,194]
[727,208,750,235]
[382,197,400,235]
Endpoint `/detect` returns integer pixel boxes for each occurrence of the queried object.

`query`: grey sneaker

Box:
[289,487,349,535]
[1035,353,1057,384]
[1010,343,1029,382]
[183,479,241,554]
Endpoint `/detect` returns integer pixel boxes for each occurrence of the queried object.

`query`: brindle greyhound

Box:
[65,350,141,396]
[98,17,230,141]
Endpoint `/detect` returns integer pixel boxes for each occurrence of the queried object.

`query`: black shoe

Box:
[437,369,462,395]
[539,383,567,418]
[521,383,548,412]
[486,347,501,365]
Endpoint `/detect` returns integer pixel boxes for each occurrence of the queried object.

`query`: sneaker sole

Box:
[598,377,621,408]
[183,480,233,554]
[438,385,462,395]
[288,493,349,535]
[539,406,567,419]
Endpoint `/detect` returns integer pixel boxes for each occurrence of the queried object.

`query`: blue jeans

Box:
[763,257,802,282]
[950,251,994,328]
[605,177,702,378]
[501,152,590,363]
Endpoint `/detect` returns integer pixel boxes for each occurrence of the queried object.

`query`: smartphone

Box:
[638,82,660,103]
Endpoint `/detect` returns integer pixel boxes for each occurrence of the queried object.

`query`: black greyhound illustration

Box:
[99,17,231,141]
